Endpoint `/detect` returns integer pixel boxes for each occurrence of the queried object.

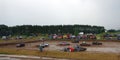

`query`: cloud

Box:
[0,0,120,29]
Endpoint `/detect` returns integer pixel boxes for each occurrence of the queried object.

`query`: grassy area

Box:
[0,48,119,60]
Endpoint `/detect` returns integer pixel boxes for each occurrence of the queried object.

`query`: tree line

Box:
[0,24,105,36]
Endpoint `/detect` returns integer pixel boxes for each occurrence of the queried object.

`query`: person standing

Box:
[39,45,43,52]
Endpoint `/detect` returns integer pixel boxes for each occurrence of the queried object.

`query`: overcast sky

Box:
[0,0,120,30]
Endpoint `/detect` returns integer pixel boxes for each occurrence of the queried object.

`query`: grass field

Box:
[0,48,120,60]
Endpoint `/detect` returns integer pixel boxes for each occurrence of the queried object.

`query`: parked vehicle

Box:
[117,34,120,40]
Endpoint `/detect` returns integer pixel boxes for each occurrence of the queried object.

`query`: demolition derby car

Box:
[39,43,49,48]
[71,39,79,43]
[16,43,25,47]
[92,41,102,45]
[63,45,87,52]
[80,41,91,46]
[36,43,49,48]
[57,42,70,46]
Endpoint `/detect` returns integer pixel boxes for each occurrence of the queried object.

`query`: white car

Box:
[40,43,49,48]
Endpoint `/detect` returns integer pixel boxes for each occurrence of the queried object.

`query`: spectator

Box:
[39,46,43,52]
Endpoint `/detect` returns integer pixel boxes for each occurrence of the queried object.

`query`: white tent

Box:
[79,32,84,35]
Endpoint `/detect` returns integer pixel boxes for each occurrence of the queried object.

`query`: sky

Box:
[0,0,120,30]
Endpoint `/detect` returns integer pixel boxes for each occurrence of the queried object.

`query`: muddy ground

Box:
[0,40,120,54]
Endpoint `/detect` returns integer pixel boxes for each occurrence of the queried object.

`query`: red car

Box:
[64,45,87,52]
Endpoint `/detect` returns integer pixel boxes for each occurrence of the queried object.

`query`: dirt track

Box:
[0,40,120,54]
